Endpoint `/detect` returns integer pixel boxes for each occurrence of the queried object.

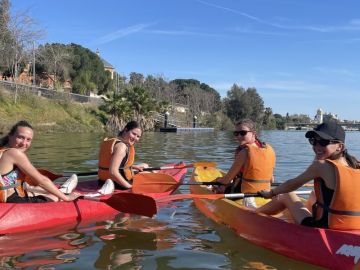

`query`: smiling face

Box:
[8,126,34,152]
[122,127,142,146]
[309,135,344,160]
[234,123,256,146]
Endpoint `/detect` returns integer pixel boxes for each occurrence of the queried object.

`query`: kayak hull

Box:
[190,166,360,270]
[0,163,186,235]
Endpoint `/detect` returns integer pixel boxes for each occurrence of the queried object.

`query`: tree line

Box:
[0,0,309,131]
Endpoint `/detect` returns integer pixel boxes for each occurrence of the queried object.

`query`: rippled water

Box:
[3,130,360,269]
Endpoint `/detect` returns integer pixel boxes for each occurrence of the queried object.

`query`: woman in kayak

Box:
[213,119,276,207]
[0,120,80,203]
[257,121,360,230]
[98,120,149,190]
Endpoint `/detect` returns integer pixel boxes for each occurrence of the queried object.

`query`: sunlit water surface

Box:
[2,130,360,269]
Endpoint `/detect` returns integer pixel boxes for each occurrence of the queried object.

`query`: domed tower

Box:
[315,108,323,124]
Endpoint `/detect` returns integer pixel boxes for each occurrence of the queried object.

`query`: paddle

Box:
[138,161,217,171]
[156,190,312,203]
[38,161,217,180]
[132,173,314,194]
[132,173,181,193]
[82,193,157,217]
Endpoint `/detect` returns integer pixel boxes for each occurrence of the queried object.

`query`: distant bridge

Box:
[285,122,360,131]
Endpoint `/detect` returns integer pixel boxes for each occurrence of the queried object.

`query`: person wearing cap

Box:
[256,121,360,230]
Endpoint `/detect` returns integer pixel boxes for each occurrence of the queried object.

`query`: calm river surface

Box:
[3,130,360,269]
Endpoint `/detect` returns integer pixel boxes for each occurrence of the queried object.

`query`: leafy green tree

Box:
[124,86,156,118]
[36,43,71,88]
[263,107,277,129]
[0,0,11,73]
[224,84,264,125]
[202,111,233,130]
[129,72,144,87]
[69,43,113,94]
[101,91,132,132]
[274,113,285,130]
[72,70,97,95]
[223,84,245,121]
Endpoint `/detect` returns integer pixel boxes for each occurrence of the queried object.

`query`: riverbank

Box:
[0,87,105,134]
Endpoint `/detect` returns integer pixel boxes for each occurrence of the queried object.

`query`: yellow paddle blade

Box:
[192,161,217,168]
[132,173,179,194]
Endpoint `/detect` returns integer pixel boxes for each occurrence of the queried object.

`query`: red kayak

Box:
[190,166,360,270]
[0,163,187,235]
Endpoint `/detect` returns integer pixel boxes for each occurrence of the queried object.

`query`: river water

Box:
[2,130,360,269]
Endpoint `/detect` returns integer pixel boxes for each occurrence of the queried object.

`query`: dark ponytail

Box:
[343,149,360,169]
[329,148,360,169]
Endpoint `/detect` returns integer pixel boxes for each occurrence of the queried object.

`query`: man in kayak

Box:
[0,120,80,203]
[257,121,360,230]
[213,119,276,208]
[98,120,149,190]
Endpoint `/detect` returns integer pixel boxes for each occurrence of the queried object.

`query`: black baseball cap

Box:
[305,122,345,142]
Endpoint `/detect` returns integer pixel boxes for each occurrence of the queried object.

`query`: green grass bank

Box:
[0,87,106,134]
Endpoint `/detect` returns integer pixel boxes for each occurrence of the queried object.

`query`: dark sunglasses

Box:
[308,138,340,147]
[233,130,251,136]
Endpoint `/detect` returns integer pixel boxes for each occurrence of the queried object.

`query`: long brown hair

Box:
[235,119,266,148]
[330,147,360,169]
[118,121,141,137]
[0,120,33,147]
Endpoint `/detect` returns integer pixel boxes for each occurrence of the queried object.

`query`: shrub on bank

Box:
[0,87,105,133]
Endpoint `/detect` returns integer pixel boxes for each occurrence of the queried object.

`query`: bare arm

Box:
[109,143,132,189]
[132,163,149,171]
[261,160,333,198]
[216,149,248,185]
[8,149,75,201]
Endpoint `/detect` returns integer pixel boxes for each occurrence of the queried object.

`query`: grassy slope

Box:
[0,87,105,133]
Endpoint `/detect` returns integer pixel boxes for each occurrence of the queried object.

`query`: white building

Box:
[314,108,323,124]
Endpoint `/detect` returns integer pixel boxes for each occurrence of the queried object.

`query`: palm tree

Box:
[124,86,156,119]
[102,91,132,133]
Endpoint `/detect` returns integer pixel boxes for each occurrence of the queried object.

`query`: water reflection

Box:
[0,222,96,269]
[94,216,176,269]
[6,130,359,269]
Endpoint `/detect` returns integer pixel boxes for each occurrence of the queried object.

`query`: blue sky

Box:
[11,0,360,120]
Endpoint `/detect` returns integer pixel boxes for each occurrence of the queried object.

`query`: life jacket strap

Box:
[316,201,360,216]
[329,208,360,216]
[242,178,271,183]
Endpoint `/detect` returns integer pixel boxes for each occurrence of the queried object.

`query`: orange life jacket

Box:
[98,138,135,182]
[240,144,276,193]
[0,148,27,203]
[314,159,360,230]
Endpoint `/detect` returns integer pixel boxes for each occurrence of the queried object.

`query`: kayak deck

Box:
[190,166,360,270]
[0,163,187,235]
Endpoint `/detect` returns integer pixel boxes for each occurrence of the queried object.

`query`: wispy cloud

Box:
[94,24,153,45]
[311,67,356,77]
[196,0,360,33]
[196,0,279,28]
[146,29,223,38]
[233,27,290,36]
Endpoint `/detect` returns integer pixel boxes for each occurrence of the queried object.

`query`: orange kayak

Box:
[190,166,360,270]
